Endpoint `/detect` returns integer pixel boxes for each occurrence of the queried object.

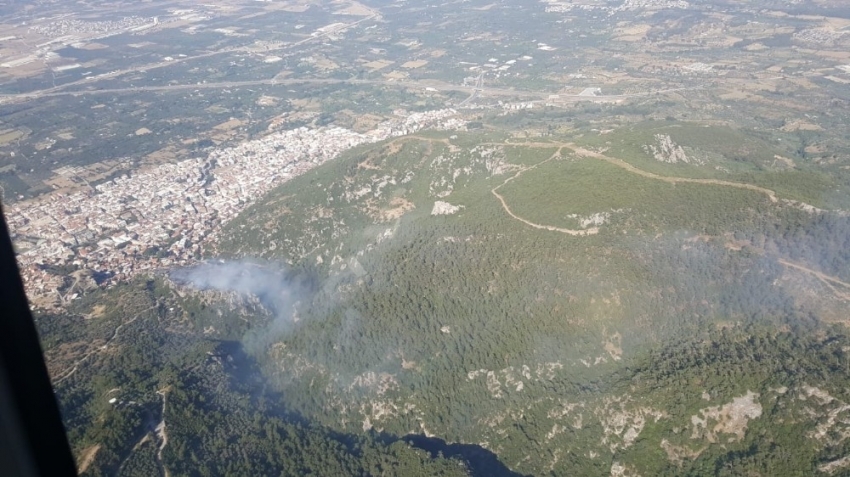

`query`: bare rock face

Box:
[690,391,762,443]
[431,201,463,216]
[644,134,702,165]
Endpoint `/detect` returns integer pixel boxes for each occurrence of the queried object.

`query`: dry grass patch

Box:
[401,59,428,69]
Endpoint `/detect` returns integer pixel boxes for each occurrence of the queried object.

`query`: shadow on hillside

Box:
[215,339,526,476]
[403,434,530,477]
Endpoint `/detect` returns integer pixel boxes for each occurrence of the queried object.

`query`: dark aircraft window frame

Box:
[0,203,78,477]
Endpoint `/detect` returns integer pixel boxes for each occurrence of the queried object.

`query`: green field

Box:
[575,122,836,207]
[498,155,772,234]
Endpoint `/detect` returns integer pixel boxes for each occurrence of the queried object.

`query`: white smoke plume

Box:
[171,260,314,351]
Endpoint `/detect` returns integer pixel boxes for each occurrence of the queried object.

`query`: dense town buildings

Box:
[5,109,465,308]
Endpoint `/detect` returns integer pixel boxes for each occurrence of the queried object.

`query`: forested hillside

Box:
[37,280,469,477]
[39,125,850,476]
[212,126,850,475]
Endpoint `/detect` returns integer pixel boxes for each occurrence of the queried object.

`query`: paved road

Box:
[0,77,484,99]
[457,72,484,107]
[0,10,382,104]
[0,0,705,108]
[0,74,551,103]
[1,77,702,107]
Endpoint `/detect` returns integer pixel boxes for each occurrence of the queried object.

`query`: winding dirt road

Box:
[155,388,171,477]
[491,147,599,236]
[567,144,779,203]
[486,140,782,236]
[53,302,159,385]
[779,259,850,301]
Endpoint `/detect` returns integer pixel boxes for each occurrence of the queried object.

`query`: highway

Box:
[0,9,702,109]
[0,75,544,103]
[0,0,707,110]
[0,12,701,108]
[0,73,701,107]
[0,8,382,104]
[457,72,485,107]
